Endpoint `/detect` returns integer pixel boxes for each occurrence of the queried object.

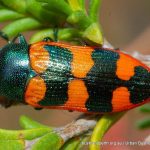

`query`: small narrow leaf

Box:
[67,11,92,29]
[1,0,27,13]
[88,0,102,22]
[26,0,66,25]
[0,9,24,22]
[67,0,83,11]
[46,0,72,16]
[137,118,150,129]
[2,17,42,38]
[31,132,64,150]
[83,23,103,45]
[139,104,150,113]
[0,128,51,140]
[19,115,51,130]
[30,28,81,43]
[0,140,24,150]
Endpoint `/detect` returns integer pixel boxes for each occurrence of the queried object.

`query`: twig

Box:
[55,115,99,142]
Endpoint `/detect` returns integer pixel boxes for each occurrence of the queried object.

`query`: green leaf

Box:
[31,132,63,150]
[0,140,24,150]
[67,0,83,11]
[26,0,66,25]
[0,128,51,140]
[88,0,102,22]
[36,0,49,2]
[137,118,150,129]
[82,23,103,45]
[42,0,72,16]
[61,137,81,150]
[19,115,51,130]
[2,17,42,38]
[78,0,86,12]
[0,9,24,22]
[30,28,81,43]
[139,104,150,113]
[0,0,27,13]
[67,11,92,29]
[61,135,89,150]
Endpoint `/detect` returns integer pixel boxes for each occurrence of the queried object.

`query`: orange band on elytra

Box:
[29,44,50,74]
[116,53,140,80]
[112,87,131,112]
[25,76,46,107]
[65,79,89,110]
[69,47,94,78]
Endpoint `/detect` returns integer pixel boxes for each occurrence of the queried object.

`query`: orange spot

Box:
[64,80,89,110]
[116,53,140,80]
[29,43,50,73]
[112,87,132,112]
[69,47,94,78]
[25,76,46,107]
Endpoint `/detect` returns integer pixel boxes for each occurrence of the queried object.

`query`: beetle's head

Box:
[0,40,29,108]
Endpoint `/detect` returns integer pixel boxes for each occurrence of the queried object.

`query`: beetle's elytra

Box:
[0,34,149,113]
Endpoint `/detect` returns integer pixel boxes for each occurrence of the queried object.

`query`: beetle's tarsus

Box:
[34,107,43,110]
[114,48,120,51]
[68,110,74,112]
[42,27,59,42]
[74,38,89,46]
[43,37,54,42]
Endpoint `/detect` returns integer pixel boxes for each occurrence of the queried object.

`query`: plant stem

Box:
[89,112,125,150]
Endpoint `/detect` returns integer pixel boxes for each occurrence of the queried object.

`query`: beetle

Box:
[0,34,149,113]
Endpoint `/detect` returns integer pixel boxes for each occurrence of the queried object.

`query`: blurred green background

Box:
[0,0,150,150]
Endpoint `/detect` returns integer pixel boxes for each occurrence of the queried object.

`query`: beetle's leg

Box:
[114,48,120,51]
[73,38,89,46]
[42,27,58,42]
[34,107,43,110]
[11,34,19,43]
[53,27,59,42]
[0,31,9,42]
[79,40,88,46]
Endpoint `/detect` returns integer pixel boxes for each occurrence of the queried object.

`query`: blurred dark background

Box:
[0,0,150,150]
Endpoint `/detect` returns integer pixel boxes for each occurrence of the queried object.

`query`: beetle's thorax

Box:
[0,43,29,106]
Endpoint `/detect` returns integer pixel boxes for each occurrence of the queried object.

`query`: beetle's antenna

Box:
[0,31,9,42]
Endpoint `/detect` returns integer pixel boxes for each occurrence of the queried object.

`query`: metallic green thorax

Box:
[0,35,29,106]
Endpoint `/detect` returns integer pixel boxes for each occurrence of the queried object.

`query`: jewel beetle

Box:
[0,34,149,113]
